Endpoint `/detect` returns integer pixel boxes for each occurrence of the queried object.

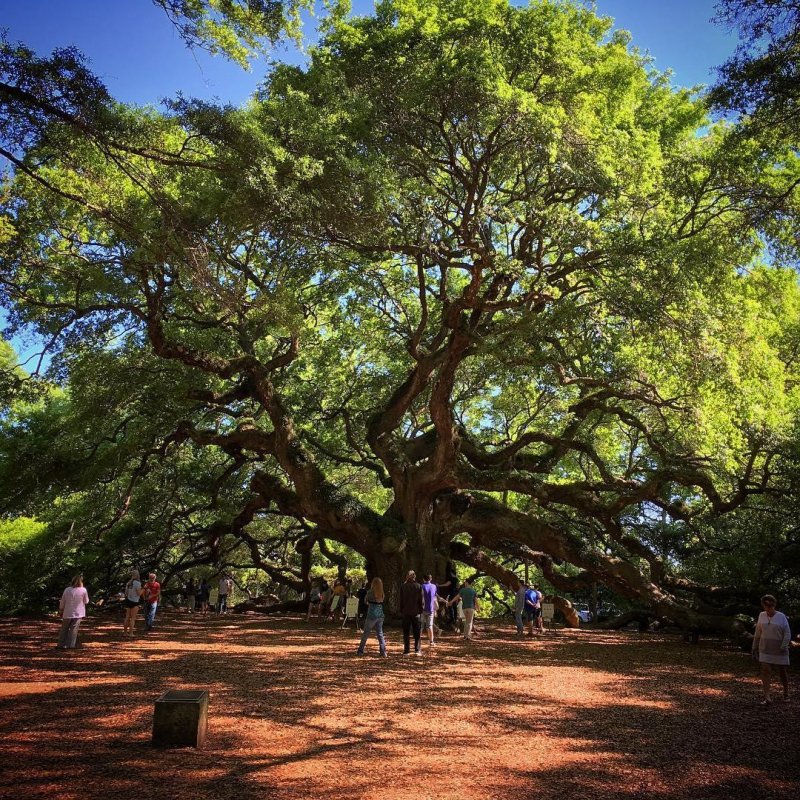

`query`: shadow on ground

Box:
[0,613,797,800]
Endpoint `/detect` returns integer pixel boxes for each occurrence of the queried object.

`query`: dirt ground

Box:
[0,611,797,800]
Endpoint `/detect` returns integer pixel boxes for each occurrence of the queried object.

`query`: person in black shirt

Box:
[399,570,424,655]
[356,581,369,628]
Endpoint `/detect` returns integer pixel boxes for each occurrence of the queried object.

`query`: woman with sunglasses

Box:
[752,594,791,705]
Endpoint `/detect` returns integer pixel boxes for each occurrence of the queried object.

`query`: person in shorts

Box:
[524,584,541,636]
[421,574,439,647]
[122,569,142,637]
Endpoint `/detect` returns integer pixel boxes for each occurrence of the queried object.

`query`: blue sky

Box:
[2,1,738,368]
[3,0,737,106]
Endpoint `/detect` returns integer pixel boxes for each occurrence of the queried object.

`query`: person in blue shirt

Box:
[524,585,541,636]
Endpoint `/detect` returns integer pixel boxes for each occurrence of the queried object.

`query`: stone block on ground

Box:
[152,689,209,748]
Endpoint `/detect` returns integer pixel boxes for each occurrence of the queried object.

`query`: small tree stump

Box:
[152,690,209,748]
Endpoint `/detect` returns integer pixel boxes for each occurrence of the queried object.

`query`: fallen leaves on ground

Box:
[0,612,797,800]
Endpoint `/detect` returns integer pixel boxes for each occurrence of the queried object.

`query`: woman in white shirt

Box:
[752,594,791,705]
[57,575,90,649]
[122,569,142,637]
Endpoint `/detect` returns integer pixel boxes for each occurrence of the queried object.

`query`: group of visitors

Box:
[121,569,161,635]
[55,569,160,649]
[182,574,232,616]
[306,577,351,621]
[54,573,794,707]
[357,571,482,657]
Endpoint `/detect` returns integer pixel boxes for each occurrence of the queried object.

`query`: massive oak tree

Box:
[2,0,799,626]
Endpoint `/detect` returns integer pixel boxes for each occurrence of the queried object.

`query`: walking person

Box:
[57,575,89,649]
[449,577,480,640]
[142,572,161,632]
[421,574,439,647]
[357,577,388,657]
[752,594,791,706]
[122,569,143,636]
[400,570,424,656]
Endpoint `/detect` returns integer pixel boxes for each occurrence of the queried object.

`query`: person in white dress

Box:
[751,594,791,705]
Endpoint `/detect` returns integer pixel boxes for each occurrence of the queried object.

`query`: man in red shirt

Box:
[143,573,161,632]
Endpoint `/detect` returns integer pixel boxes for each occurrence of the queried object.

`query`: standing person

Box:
[514,579,527,636]
[122,569,142,636]
[438,565,460,630]
[318,579,332,618]
[449,577,480,640]
[197,578,210,616]
[185,576,196,614]
[421,574,439,647]
[357,577,388,657]
[524,584,540,636]
[57,575,89,649]
[752,594,791,705]
[306,581,322,621]
[400,570,424,656]
[142,572,161,632]
[218,574,232,614]
[328,578,347,621]
[533,584,544,633]
[356,580,369,628]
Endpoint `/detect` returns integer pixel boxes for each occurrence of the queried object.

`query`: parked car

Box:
[574,604,593,623]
